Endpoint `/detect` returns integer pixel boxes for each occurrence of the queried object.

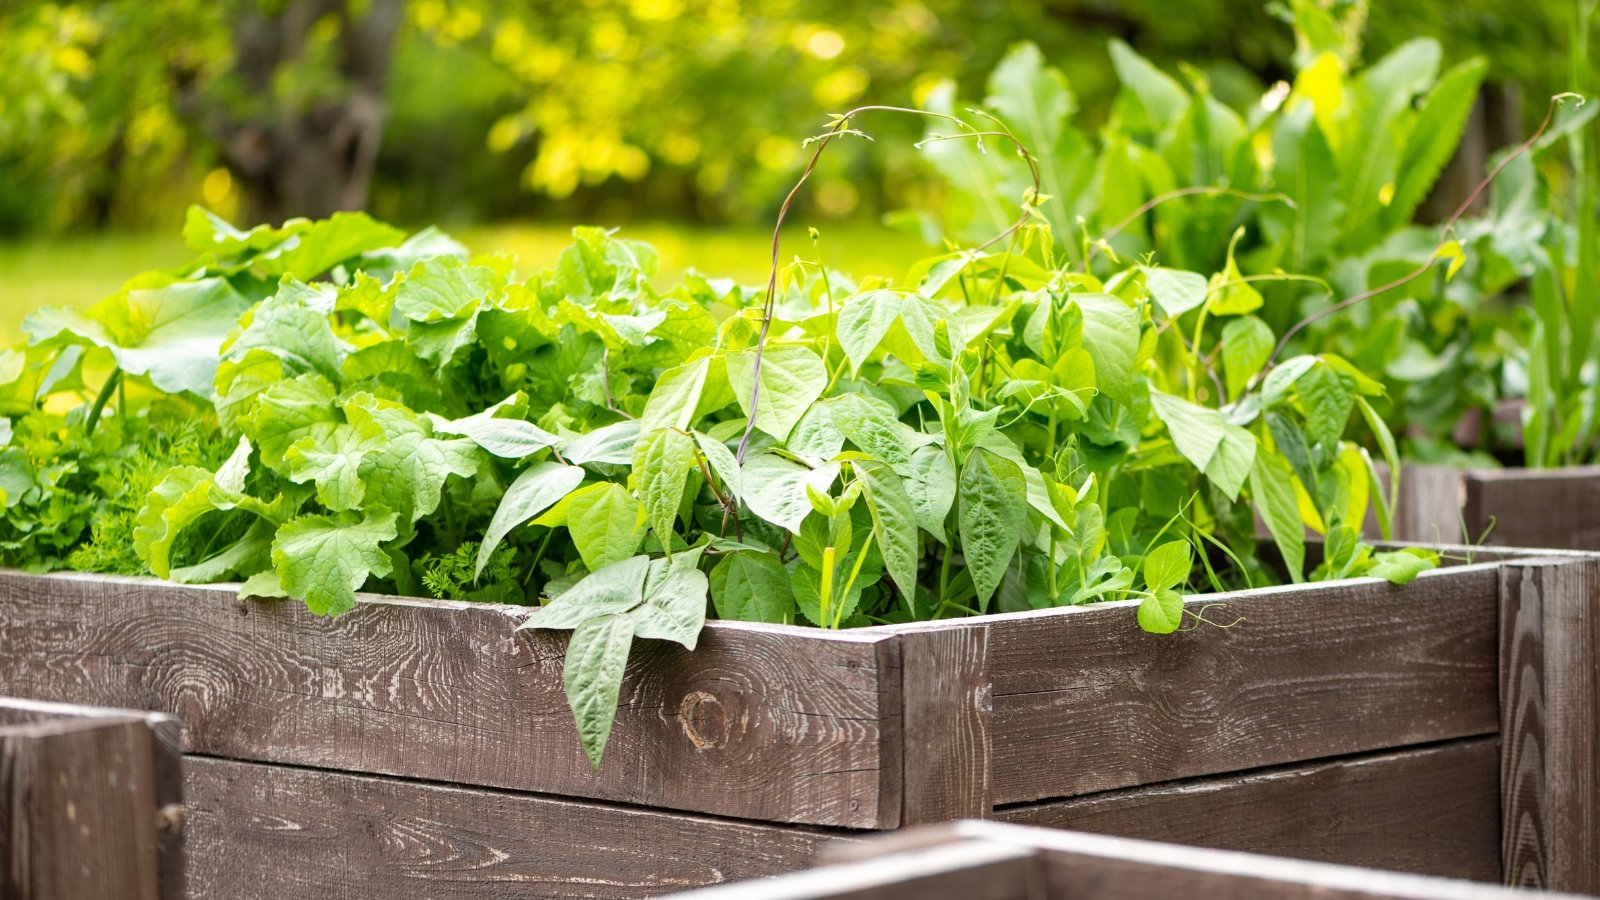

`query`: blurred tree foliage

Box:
[0,0,1591,235]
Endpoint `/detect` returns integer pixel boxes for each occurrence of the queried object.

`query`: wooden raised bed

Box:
[1395,464,1600,550]
[1,697,183,900]
[675,820,1594,900]
[0,544,1595,896]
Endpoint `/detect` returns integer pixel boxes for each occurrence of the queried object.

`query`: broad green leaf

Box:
[1138,588,1184,634]
[641,356,712,431]
[633,549,710,649]
[1205,424,1257,502]
[958,449,1027,605]
[1367,549,1438,585]
[183,205,290,255]
[709,551,796,623]
[170,519,274,585]
[828,394,912,465]
[253,212,406,279]
[1142,540,1192,593]
[568,482,645,572]
[1385,57,1488,230]
[1263,102,1344,270]
[562,613,635,771]
[272,508,399,616]
[436,394,561,459]
[836,290,904,373]
[1337,39,1442,243]
[25,276,251,395]
[1250,449,1305,583]
[726,344,827,442]
[521,555,651,630]
[343,396,484,530]
[563,421,642,466]
[740,452,840,533]
[222,287,341,384]
[133,466,218,579]
[1150,391,1225,473]
[1143,267,1208,318]
[693,431,741,495]
[395,263,497,322]
[242,373,339,470]
[1206,231,1264,316]
[855,461,920,602]
[787,404,847,465]
[1221,316,1274,400]
[477,462,586,577]
[1262,355,1318,408]
[1296,362,1357,449]
[984,42,1085,244]
[1074,294,1139,404]
[905,445,957,541]
[284,420,386,511]
[1109,39,1189,131]
[632,428,698,547]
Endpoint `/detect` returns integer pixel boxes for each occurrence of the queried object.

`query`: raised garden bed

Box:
[1,697,183,900]
[676,820,1593,900]
[2,543,1595,897]
[1395,465,1600,551]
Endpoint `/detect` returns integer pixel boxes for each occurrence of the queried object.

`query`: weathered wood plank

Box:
[0,571,899,828]
[1466,468,1600,550]
[980,564,1501,806]
[1,713,165,900]
[0,698,185,900]
[184,755,846,899]
[1393,465,1470,545]
[896,625,992,826]
[1396,464,1600,550]
[1499,559,1600,892]
[998,737,1502,881]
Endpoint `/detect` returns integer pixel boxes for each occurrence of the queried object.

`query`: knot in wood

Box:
[679,691,729,749]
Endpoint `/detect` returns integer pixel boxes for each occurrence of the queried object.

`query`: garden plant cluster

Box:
[1,7,1590,767]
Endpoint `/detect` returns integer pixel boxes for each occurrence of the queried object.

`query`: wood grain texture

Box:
[0,571,899,828]
[1499,559,1600,892]
[184,755,847,899]
[896,625,992,826]
[1,714,164,900]
[1395,464,1600,550]
[0,698,186,900]
[979,564,1501,805]
[998,738,1501,881]
[1392,465,1469,546]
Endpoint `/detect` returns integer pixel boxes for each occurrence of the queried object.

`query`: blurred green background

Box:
[0,0,1590,341]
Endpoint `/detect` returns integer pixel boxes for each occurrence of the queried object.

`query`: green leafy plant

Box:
[914,7,1531,463]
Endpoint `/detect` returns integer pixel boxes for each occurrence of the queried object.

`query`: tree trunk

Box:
[178,0,403,225]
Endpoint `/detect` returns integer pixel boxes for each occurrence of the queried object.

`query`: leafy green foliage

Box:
[0,195,1437,772]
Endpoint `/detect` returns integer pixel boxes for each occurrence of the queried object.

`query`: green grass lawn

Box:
[0,220,932,345]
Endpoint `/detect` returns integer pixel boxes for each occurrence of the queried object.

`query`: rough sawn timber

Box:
[0,697,183,900]
[183,755,847,899]
[1392,464,1600,550]
[0,570,899,829]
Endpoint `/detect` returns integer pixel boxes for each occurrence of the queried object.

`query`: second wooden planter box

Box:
[0,544,1594,896]
[1396,464,1600,550]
